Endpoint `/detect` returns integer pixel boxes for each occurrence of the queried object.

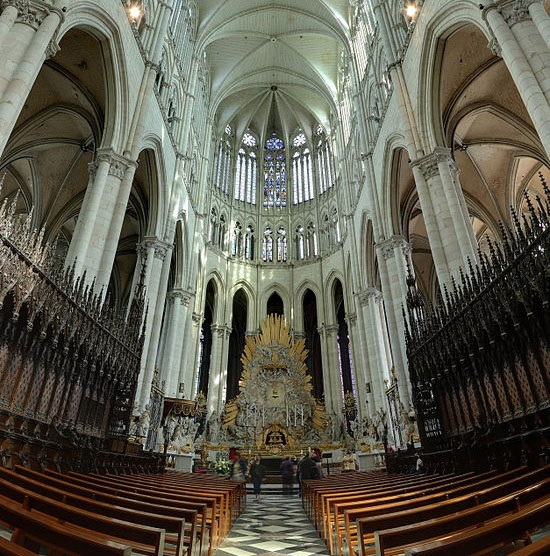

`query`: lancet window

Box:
[244,225,255,260]
[263,133,287,207]
[234,132,257,204]
[214,138,231,194]
[306,222,318,258]
[262,227,273,262]
[316,127,334,194]
[296,225,305,260]
[218,214,226,250]
[231,221,243,257]
[292,132,314,204]
[277,227,288,262]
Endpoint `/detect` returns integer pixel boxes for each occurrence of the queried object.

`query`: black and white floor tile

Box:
[215,495,330,556]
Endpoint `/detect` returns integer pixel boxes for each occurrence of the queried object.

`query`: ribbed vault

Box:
[196,0,349,141]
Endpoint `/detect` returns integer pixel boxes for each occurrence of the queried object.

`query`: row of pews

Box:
[302,465,550,556]
[0,466,245,555]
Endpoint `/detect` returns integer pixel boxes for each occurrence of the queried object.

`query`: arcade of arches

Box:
[0,0,549,497]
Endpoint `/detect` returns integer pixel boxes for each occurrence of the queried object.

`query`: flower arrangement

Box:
[213,459,230,475]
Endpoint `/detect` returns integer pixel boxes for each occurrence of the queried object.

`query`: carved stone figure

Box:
[135,404,150,438]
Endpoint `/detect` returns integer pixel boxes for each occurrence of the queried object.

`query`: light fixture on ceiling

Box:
[128,3,143,22]
[404,2,419,22]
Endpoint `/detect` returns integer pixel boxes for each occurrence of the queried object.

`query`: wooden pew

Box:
[343,467,540,556]
[0,495,132,556]
[98,472,231,536]
[324,471,487,552]
[404,499,550,556]
[509,537,550,555]
[6,467,207,556]
[0,537,34,556]
[319,472,461,537]
[62,470,222,551]
[0,476,186,556]
[373,478,550,556]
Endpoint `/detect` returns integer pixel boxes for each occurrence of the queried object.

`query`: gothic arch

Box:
[227,280,256,331]
[415,3,491,151]
[58,8,130,149]
[261,284,289,319]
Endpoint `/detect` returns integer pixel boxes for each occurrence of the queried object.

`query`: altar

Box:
[202,315,348,455]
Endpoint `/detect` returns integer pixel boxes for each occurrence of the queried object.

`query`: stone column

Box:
[162,289,192,397]
[185,312,204,399]
[0,0,64,156]
[95,162,139,289]
[345,313,369,418]
[65,149,135,283]
[483,1,550,157]
[528,1,550,50]
[135,238,172,409]
[322,324,344,415]
[357,288,390,413]
[376,236,412,408]
[353,298,377,417]
[0,2,19,52]
[411,148,477,287]
[207,324,230,415]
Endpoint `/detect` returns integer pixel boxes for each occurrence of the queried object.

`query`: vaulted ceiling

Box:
[196,0,350,143]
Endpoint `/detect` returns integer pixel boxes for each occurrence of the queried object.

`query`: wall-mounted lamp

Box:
[405,4,418,18]
[128,3,143,23]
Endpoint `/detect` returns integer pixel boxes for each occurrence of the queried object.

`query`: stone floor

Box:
[214,494,330,556]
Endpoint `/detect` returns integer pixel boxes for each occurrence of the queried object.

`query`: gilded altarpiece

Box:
[207,316,338,455]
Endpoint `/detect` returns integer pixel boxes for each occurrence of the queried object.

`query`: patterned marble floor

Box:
[214,495,330,556]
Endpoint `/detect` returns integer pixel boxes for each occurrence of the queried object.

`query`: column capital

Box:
[192,312,203,325]
[138,237,173,261]
[211,324,231,338]
[323,324,340,337]
[411,147,454,180]
[357,287,383,307]
[502,0,536,26]
[2,0,48,29]
[345,313,357,326]
[376,235,411,261]
[95,148,137,179]
[167,288,193,307]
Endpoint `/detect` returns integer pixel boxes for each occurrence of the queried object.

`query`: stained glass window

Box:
[243,132,256,147]
[262,227,273,262]
[317,131,334,194]
[234,135,257,204]
[296,225,305,260]
[263,134,287,207]
[225,124,232,135]
[292,133,314,204]
[214,140,231,194]
[245,225,254,260]
[277,227,287,262]
[293,133,306,147]
[231,222,242,257]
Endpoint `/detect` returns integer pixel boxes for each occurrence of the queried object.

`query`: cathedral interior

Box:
[0,1,549,555]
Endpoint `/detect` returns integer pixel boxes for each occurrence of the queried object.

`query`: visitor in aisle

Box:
[280,455,294,495]
[249,455,266,500]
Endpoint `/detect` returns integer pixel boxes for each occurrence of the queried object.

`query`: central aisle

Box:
[215,494,330,556]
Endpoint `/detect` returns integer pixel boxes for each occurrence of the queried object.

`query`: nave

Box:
[214,495,329,556]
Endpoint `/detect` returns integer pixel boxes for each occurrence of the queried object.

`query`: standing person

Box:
[415,453,424,474]
[249,456,266,501]
[280,456,293,495]
[296,453,307,496]
[299,451,321,481]
[342,448,357,472]
[230,451,247,481]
